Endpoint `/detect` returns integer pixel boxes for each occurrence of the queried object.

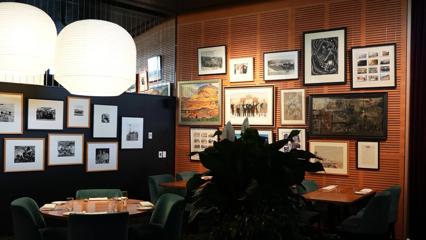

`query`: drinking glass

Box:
[121,190,128,208]
[66,197,74,211]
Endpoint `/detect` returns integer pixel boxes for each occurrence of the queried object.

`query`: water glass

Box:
[66,197,74,211]
[121,190,128,208]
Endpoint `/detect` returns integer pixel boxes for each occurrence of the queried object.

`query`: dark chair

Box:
[75,189,122,199]
[176,171,196,181]
[10,197,67,240]
[68,212,129,240]
[294,180,321,229]
[385,185,401,240]
[148,174,174,203]
[297,179,319,194]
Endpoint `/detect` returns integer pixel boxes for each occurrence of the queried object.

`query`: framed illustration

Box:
[138,71,148,92]
[27,99,64,130]
[145,82,171,96]
[281,89,305,125]
[48,134,84,166]
[4,138,44,172]
[67,96,90,128]
[351,43,396,89]
[121,117,144,149]
[86,142,118,172]
[229,57,254,82]
[190,128,217,161]
[148,55,162,82]
[235,129,273,144]
[309,140,348,175]
[357,141,379,170]
[0,92,23,134]
[224,85,274,126]
[278,128,306,153]
[264,50,299,80]
[93,105,118,138]
[198,45,227,75]
[304,28,346,85]
[309,93,387,139]
[178,79,221,126]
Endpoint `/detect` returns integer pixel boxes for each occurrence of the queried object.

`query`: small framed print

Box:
[235,129,273,144]
[93,105,118,138]
[309,140,348,175]
[190,128,217,161]
[281,89,305,125]
[148,56,162,82]
[0,92,23,134]
[86,142,118,172]
[229,57,254,82]
[264,50,299,80]
[304,28,346,85]
[138,71,148,92]
[198,45,227,75]
[67,96,90,128]
[121,117,144,149]
[126,82,137,93]
[351,44,396,89]
[357,141,379,170]
[28,99,64,130]
[278,128,306,153]
[4,138,44,172]
[145,82,171,96]
[48,134,84,166]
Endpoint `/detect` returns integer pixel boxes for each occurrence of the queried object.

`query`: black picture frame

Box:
[198,45,227,76]
[356,141,380,170]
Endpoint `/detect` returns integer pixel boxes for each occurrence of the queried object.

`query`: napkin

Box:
[355,188,373,195]
[88,197,108,201]
[40,203,56,210]
[140,201,154,207]
[321,185,337,191]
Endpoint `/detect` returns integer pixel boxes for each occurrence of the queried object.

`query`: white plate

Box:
[52,201,67,205]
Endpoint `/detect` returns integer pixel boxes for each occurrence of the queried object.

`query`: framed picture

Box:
[145,82,171,96]
[121,117,144,149]
[86,142,118,172]
[4,138,44,172]
[138,71,148,92]
[178,79,222,126]
[148,55,162,82]
[309,140,348,175]
[309,93,387,139]
[235,129,273,144]
[357,141,379,170]
[0,92,23,134]
[224,85,274,126]
[48,134,84,166]
[281,89,305,125]
[190,128,217,160]
[67,96,90,128]
[304,28,346,85]
[264,50,299,80]
[198,45,227,75]
[93,105,118,138]
[126,82,136,93]
[229,57,254,82]
[278,128,306,152]
[351,43,396,89]
[27,99,64,130]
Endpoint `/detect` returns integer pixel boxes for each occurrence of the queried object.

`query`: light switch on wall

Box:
[162,151,167,158]
[148,132,153,139]
[158,151,163,158]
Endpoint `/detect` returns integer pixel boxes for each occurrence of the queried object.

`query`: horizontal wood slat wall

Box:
[175,0,408,238]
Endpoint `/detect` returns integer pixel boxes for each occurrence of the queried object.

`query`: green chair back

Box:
[75,189,122,199]
[10,197,46,240]
[176,171,196,181]
[296,179,319,194]
[148,174,174,203]
[385,185,401,224]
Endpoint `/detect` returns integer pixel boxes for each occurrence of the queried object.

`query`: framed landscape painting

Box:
[281,89,305,125]
[0,92,23,134]
[278,128,306,153]
[264,50,299,80]
[357,141,379,170]
[198,45,226,75]
[86,142,118,172]
[27,99,64,130]
[229,57,254,82]
[309,140,348,175]
[48,134,84,166]
[67,96,90,128]
[4,138,44,172]
[190,128,217,160]
[148,55,162,82]
[145,82,171,96]
[121,117,144,149]
[93,105,118,138]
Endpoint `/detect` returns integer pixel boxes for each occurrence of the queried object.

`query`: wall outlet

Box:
[148,132,153,139]
[158,151,163,158]
[162,151,167,158]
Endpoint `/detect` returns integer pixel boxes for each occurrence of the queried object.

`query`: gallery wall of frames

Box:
[174,0,408,238]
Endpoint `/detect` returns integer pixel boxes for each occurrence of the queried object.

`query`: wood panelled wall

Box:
[175,0,408,238]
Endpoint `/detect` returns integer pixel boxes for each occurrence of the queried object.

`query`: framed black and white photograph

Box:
[235,129,273,144]
[190,128,217,161]
[278,128,306,153]
[93,105,118,138]
[264,50,299,80]
[309,140,348,175]
[357,141,379,170]
[48,134,84,166]
[28,99,64,130]
[138,71,148,92]
[86,142,118,172]
[0,92,23,134]
[281,89,305,125]
[67,96,90,128]
[198,45,227,75]
[145,82,171,96]
[121,117,144,149]
[351,44,396,89]
[304,28,346,85]
[229,57,254,82]
[148,55,162,82]
[4,138,44,172]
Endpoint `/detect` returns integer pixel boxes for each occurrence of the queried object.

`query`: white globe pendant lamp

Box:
[54,19,136,96]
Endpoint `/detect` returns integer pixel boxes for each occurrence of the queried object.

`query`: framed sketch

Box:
[178,79,222,125]
[304,28,346,85]
[138,71,148,92]
[86,142,118,172]
[235,129,273,144]
[4,138,44,172]
[224,85,274,126]
[190,128,217,160]
[264,50,299,80]
[281,89,305,125]
[351,44,396,89]
[121,117,144,149]
[278,128,306,153]
[27,99,64,130]
[67,96,90,128]
[148,55,162,82]
[229,57,254,82]
[198,45,227,75]
[357,141,379,170]
[145,82,171,96]
[48,134,84,166]
[0,92,23,134]
[309,141,348,175]
[93,105,118,138]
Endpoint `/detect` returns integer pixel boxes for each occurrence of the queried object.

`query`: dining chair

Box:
[75,188,122,199]
[297,179,319,194]
[10,197,67,240]
[385,185,401,240]
[296,180,321,229]
[176,171,196,181]
[148,174,174,203]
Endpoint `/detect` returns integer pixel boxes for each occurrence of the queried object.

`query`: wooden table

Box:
[303,187,375,204]
[159,180,187,189]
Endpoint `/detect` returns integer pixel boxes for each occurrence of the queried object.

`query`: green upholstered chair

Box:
[10,197,67,240]
[148,174,174,203]
[385,185,401,240]
[297,179,319,194]
[75,189,122,199]
[176,171,196,181]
